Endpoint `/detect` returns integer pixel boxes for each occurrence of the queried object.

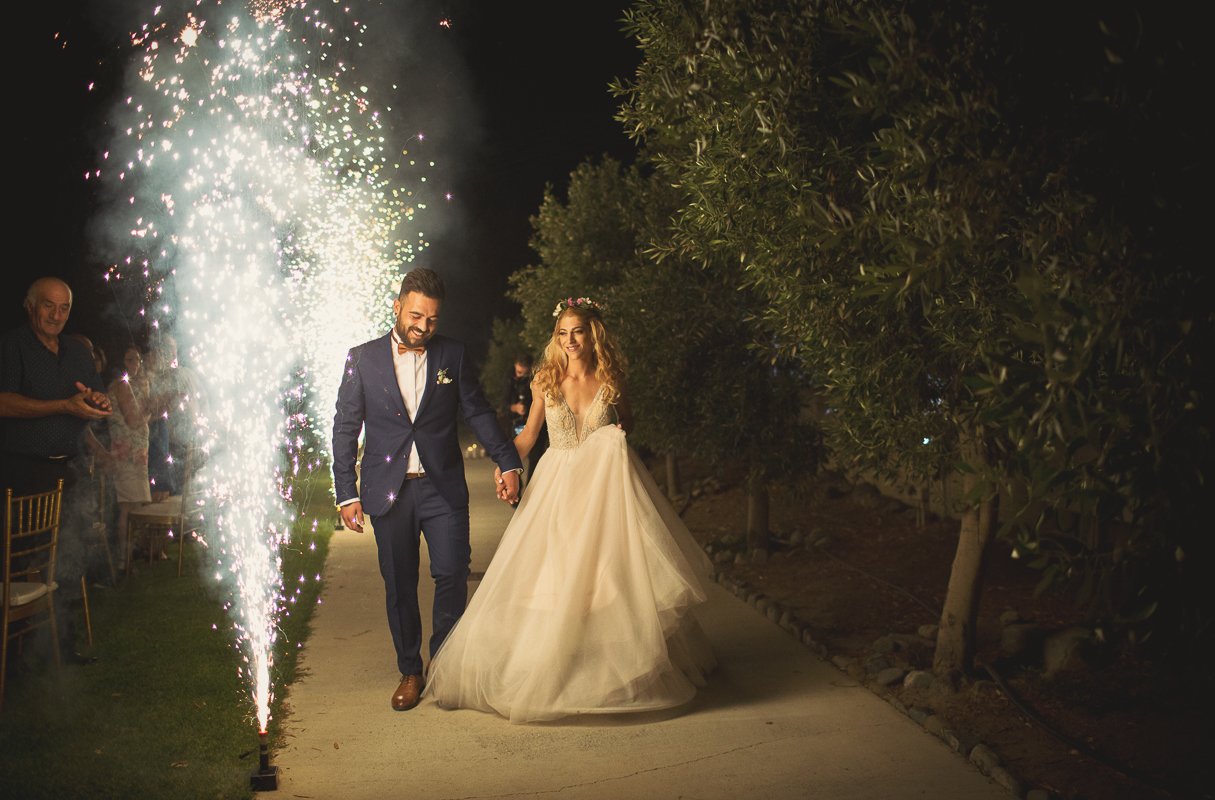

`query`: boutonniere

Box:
[435,368,452,385]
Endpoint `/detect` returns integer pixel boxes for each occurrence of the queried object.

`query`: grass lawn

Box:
[0,477,333,800]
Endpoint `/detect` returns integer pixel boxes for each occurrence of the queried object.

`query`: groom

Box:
[332,267,522,711]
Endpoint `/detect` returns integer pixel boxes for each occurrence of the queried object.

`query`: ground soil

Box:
[665,460,1210,800]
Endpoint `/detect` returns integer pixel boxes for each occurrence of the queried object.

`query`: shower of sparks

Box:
[97,0,432,734]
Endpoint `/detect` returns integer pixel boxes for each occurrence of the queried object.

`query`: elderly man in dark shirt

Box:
[1,277,111,660]
[1,277,111,491]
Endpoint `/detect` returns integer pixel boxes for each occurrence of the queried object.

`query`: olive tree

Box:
[511,156,817,551]
[971,8,1211,654]
[613,0,1208,677]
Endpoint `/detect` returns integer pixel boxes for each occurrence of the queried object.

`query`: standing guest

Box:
[90,340,107,378]
[332,267,523,712]
[501,354,547,482]
[0,279,111,481]
[105,345,156,562]
[67,333,117,584]
[0,277,111,659]
[143,344,178,501]
[64,333,115,472]
[66,333,98,372]
[502,354,534,437]
[153,334,199,490]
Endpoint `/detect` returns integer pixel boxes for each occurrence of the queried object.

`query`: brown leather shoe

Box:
[391,674,423,711]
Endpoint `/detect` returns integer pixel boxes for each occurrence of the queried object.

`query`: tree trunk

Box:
[746,477,770,558]
[933,429,998,682]
[665,452,681,502]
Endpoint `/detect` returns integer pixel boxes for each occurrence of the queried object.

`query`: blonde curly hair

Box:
[533,306,625,405]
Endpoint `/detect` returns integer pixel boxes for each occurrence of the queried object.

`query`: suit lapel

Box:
[372,332,409,419]
[415,336,441,420]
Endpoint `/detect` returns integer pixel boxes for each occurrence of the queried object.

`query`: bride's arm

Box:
[512,383,547,460]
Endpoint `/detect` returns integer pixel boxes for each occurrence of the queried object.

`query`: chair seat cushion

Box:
[6,581,50,606]
[131,496,184,522]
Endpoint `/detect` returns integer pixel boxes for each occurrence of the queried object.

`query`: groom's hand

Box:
[494,467,520,504]
[339,501,365,533]
[498,469,520,505]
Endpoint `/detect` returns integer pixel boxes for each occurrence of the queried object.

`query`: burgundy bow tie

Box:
[397,341,425,355]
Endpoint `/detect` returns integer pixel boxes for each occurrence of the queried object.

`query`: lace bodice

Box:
[545,385,614,449]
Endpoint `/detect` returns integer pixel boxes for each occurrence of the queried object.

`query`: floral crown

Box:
[552,296,604,317]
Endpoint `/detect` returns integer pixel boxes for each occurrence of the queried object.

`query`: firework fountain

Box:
[94,0,434,785]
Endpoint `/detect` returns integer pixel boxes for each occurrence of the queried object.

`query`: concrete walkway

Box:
[277,459,1011,799]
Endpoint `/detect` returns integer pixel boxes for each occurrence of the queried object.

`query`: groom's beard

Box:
[396,322,433,348]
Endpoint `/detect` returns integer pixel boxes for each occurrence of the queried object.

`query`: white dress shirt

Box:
[391,331,427,474]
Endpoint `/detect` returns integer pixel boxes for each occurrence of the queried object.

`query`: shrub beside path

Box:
[278,459,1012,799]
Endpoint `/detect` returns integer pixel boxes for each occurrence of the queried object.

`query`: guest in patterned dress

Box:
[106,345,153,563]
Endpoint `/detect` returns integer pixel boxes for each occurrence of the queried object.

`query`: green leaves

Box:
[614,0,1210,652]
[509,152,819,504]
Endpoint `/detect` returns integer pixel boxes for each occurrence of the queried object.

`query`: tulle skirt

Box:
[424,425,715,723]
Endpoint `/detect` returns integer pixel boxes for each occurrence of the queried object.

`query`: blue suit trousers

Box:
[370,475,470,677]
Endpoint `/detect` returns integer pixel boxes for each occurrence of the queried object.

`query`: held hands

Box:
[67,381,112,420]
[494,467,521,505]
[339,500,366,533]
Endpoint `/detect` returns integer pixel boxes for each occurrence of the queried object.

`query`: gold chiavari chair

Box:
[2,479,65,712]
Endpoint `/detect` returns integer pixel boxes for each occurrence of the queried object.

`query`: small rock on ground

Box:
[988,766,1024,796]
[872,635,899,654]
[968,744,1000,774]
[969,679,999,698]
[998,608,1023,626]
[876,667,906,687]
[1000,623,1043,660]
[1043,626,1095,678]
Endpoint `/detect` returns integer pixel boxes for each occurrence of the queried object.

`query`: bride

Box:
[424,297,716,723]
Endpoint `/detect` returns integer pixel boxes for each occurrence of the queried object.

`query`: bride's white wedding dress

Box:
[424,385,716,723]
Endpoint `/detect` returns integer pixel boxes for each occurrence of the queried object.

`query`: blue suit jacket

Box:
[332,332,522,516]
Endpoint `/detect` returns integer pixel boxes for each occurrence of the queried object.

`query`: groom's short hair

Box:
[399,267,446,302]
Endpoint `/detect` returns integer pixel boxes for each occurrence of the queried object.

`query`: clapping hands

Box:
[68,381,112,420]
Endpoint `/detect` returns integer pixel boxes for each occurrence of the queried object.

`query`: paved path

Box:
[278,459,1011,799]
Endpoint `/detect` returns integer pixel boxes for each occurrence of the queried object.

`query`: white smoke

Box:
[93,0,455,732]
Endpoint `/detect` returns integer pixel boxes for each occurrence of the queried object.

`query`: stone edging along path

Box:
[708,568,1059,800]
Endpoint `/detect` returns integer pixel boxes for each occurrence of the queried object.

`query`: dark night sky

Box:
[3,1,640,359]
[435,1,641,349]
